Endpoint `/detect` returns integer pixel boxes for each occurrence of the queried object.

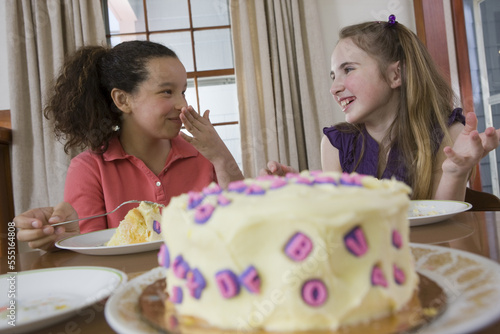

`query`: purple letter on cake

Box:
[344,226,368,257]
[172,255,190,279]
[301,279,328,307]
[170,286,183,304]
[285,232,313,261]
[194,203,215,224]
[270,178,287,189]
[371,265,388,288]
[239,265,261,294]
[215,270,240,299]
[187,191,204,210]
[392,230,402,249]
[228,180,247,193]
[157,244,170,268]
[393,264,406,285]
[186,268,207,299]
[153,220,161,234]
[217,194,231,206]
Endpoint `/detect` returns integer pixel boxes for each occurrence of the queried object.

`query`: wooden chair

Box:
[465,187,500,211]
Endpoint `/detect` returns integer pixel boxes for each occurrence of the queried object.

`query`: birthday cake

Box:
[157,171,418,331]
[107,201,162,246]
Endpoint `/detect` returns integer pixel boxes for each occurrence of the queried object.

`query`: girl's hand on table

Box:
[442,112,500,176]
[14,201,80,252]
[259,161,298,176]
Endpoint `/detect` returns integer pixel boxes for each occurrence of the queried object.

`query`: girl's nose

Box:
[330,79,344,96]
[175,94,188,110]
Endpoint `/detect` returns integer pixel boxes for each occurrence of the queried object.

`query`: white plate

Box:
[408,200,472,226]
[105,267,165,334]
[0,266,126,334]
[104,244,500,334]
[55,228,163,255]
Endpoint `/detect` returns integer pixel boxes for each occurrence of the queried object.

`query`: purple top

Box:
[322,108,465,186]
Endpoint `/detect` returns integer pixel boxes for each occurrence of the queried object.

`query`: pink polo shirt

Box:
[64,136,217,233]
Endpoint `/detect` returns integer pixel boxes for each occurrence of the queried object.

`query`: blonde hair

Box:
[337,20,457,199]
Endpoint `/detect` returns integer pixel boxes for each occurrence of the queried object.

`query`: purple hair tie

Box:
[388,14,397,26]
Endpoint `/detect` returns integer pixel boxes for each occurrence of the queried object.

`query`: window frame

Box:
[101,0,237,128]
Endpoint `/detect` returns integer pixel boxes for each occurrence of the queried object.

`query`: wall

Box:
[317,0,416,72]
[0,0,9,110]
[316,0,416,118]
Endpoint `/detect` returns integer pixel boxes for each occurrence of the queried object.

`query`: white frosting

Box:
[160,171,417,331]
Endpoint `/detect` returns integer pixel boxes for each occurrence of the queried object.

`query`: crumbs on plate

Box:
[409,203,447,217]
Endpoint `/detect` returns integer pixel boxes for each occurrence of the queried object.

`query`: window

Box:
[102,0,241,168]
[463,0,500,196]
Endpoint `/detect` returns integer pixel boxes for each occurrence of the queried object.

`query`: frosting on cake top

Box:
[182,171,411,226]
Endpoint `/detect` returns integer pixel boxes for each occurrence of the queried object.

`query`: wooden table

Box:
[1,211,500,333]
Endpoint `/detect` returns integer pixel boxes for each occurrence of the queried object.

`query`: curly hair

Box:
[335,20,458,199]
[44,40,178,154]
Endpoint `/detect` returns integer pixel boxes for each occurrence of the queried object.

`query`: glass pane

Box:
[467,0,500,195]
[464,0,485,132]
[215,124,242,170]
[479,102,500,193]
[150,32,194,72]
[107,0,146,34]
[194,29,234,71]
[198,76,238,124]
[186,79,197,108]
[110,34,147,48]
[146,0,190,31]
[191,0,230,28]
[479,1,500,96]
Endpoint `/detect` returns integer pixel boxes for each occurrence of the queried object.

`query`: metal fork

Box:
[51,200,164,227]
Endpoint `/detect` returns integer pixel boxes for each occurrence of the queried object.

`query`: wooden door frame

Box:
[413,0,482,190]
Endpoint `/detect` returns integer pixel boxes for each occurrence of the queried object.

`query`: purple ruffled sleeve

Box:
[323,126,357,174]
[449,108,465,126]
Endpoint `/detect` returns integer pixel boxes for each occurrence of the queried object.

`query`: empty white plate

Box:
[0,266,126,333]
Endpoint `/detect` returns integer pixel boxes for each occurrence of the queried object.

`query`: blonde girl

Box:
[263,15,500,200]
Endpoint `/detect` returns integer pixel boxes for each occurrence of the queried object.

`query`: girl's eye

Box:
[164,90,173,95]
[344,67,354,74]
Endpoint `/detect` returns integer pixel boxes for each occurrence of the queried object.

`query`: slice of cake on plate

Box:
[107,201,162,246]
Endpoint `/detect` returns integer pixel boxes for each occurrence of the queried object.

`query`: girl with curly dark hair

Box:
[15,40,243,251]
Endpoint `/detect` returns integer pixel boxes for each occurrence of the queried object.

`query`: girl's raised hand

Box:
[179,106,228,162]
[179,106,244,187]
[442,112,500,176]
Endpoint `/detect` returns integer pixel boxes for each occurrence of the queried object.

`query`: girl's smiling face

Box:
[330,38,401,127]
[122,56,188,141]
